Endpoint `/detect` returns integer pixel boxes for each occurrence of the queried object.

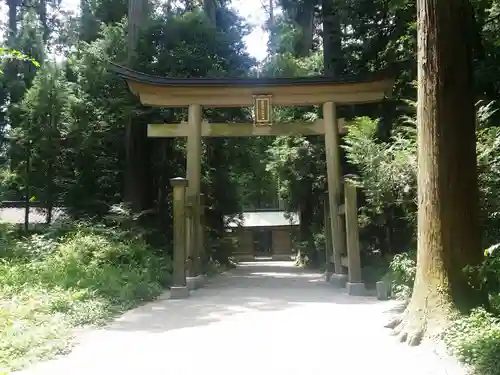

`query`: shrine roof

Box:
[109,62,396,107]
[109,62,394,88]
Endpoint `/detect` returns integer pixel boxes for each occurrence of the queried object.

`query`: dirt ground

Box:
[14,261,468,375]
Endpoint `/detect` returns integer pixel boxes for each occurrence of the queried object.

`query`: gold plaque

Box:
[253,95,272,126]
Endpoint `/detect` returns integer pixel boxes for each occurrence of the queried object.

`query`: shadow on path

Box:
[107,261,389,334]
[18,261,436,375]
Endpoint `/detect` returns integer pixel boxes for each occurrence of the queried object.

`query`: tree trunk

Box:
[295,0,316,57]
[387,0,485,345]
[38,0,49,43]
[321,0,343,77]
[124,0,149,212]
[203,0,217,26]
[7,0,18,38]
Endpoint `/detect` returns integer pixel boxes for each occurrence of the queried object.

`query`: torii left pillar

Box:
[323,102,348,287]
[186,104,204,290]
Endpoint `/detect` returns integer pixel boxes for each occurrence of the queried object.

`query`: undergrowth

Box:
[386,246,500,375]
[445,309,500,375]
[0,222,172,372]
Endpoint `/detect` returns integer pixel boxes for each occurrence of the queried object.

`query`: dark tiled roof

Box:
[108,62,396,88]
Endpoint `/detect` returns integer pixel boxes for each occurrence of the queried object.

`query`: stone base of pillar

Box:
[376,280,391,300]
[194,274,206,288]
[186,276,197,290]
[186,275,205,290]
[329,273,348,287]
[324,271,332,282]
[170,286,189,299]
[347,282,367,296]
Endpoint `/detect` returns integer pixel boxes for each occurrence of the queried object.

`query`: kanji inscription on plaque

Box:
[253,95,273,126]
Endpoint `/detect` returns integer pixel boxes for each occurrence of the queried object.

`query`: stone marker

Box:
[343,175,367,296]
[170,177,189,299]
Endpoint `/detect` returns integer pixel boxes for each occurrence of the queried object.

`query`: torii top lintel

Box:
[110,63,395,108]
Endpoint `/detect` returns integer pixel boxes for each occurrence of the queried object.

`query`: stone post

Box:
[323,192,333,281]
[191,193,206,289]
[199,193,206,270]
[343,175,366,296]
[170,177,189,299]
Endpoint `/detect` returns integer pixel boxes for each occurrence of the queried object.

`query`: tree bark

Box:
[295,0,317,57]
[321,0,343,77]
[7,0,18,38]
[387,0,485,345]
[203,0,217,26]
[124,0,149,212]
[38,0,49,43]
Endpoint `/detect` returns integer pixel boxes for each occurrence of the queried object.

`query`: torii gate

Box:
[111,63,394,296]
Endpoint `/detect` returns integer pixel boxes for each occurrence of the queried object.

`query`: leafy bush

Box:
[0,224,172,371]
[385,251,416,299]
[446,309,500,375]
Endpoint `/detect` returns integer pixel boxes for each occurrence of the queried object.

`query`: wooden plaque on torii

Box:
[253,95,273,126]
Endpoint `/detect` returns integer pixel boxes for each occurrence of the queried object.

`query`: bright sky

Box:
[231,0,269,61]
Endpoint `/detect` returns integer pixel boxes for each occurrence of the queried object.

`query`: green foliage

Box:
[2,0,500,372]
[0,223,171,371]
[342,115,417,254]
[261,52,323,77]
[446,309,500,375]
[385,251,416,299]
[0,48,40,73]
[464,243,500,309]
[343,117,417,215]
[343,101,500,253]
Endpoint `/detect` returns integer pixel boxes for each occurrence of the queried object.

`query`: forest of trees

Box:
[2,0,500,373]
[2,0,499,255]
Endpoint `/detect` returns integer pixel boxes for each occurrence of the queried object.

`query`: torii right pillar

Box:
[323,102,348,287]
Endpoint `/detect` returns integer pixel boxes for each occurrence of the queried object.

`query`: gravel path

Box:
[15,261,467,375]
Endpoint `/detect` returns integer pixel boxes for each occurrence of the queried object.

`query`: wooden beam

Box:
[139,90,388,108]
[148,119,346,138]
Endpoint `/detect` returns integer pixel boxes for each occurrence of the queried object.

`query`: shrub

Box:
[0,225,172,371]
[385,251,416,299]
[446,308,500,375]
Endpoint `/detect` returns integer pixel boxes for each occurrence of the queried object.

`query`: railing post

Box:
[199,193,206,270]
[185,193,206,290]
[323,192,333,281]
[170,177,189,299]
[343,175,366,296]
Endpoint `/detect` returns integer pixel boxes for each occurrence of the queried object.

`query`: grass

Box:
[0,225,172,372]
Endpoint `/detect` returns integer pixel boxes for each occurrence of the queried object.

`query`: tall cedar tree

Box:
[387,0,485,345]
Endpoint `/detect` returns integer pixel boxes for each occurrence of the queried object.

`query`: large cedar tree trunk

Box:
[124,0,149,212]
[388,0,485,345]
[321,0,344,77]
[295,0,316,57]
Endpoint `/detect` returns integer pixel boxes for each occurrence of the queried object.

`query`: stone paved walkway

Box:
[15,261,467,375]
